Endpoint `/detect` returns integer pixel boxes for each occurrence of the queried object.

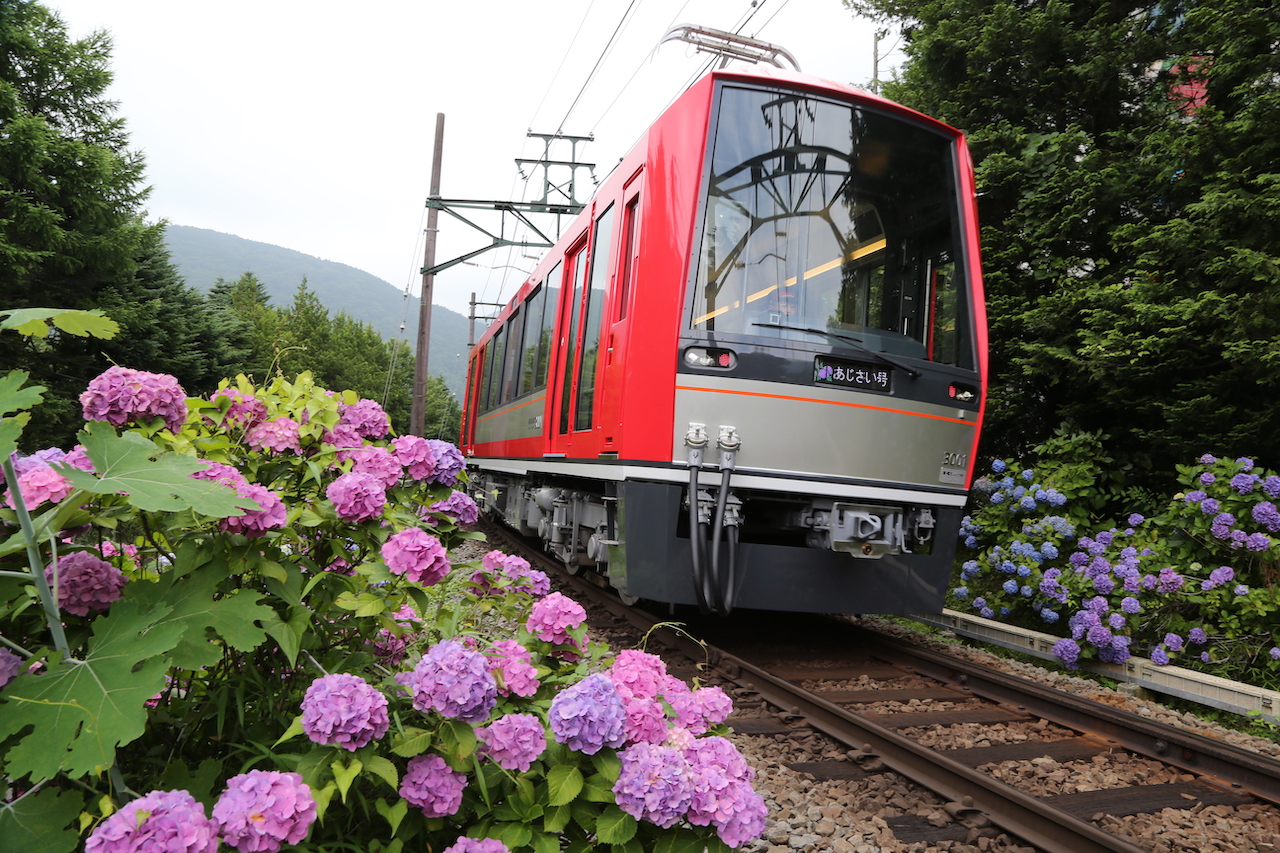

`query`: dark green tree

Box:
[846,0,1280,478]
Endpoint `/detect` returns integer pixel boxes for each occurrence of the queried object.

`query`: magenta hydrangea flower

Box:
[80,366,188,434]
[323,423,364,453]
[45,550,126,616]
[428,490,480,525]
[471,551,549,597]
[399,639,497,723]
[0,648,22,689]
[326,471,387,522]
[85,789,219,853]
[610,649,668,701]
[245,417,303,455]
[477,712,548,771]
[4,462,74,509]
[63,444,95,473]
[190,460,249,490]
[613,742,695,829]
[392,434,438,481]
[221,483,288,538]
[622,697,670,745]
[212,770,317,852]
[548,672,626,754]
[300,673,390,751]
[340,398,391,439]
[485,640,540,697]
[527,591,586,645]
[693,685,734,729]
[442,840,510,853]
[381,528,450,585]
[349,445,403,488]
[210,388,267,429]
[426,439,466,484]
[400,753,467,817]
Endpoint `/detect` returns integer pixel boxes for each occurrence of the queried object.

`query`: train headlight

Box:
[684,347,737,369]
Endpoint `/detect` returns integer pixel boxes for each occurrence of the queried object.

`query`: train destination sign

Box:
[813,356,892,393]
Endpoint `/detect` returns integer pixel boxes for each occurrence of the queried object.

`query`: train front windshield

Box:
[690,85,976,369]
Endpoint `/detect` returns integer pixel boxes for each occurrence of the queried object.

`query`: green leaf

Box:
[494,822,533,849]
[375,798,409,835]
[653,832,709,853]
[0,599,184,781]
[595,806,637,845]
[0,786,83,853]
[530,831,561,853]
[59,425,259,517]
[390,727,433,758]
[0,370,44,417]
[274,715,306,747]
[364,755,399,789]
[332,758,362,802]
[543,802,572,833]
[260,607,311,668]
[591,750,621,783]
[581,772,616,802]
[546,764,584,807]
[439,718,477,765]
[0,308,119,339]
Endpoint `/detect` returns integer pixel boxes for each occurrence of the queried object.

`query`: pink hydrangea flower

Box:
[661,675,704,733]
[84,789,219,853]
[45,550,126,616]
[392,434,437,480]
[484,640,539,697]
[683,738,766,847]
[610,649,669,702]
[693,685,734,729]
[340,398,390,439]
[221,483,288,538]
[381,528,450,585]
[212,770,317,853]
[300,673,389,751]
[350,445,403,488]
[63,444,95,472]
[0,648,22,690]
[323,423,364,454]
[246,417,303,455]
[190,461,249,490]
[477,712,547,771]
[400,753,467,817]
[210,388,267,429]
[527,591,586,645]
[326,471,386,522]
[11,447,65,475]
[397,639,497,723]
[622,697,670,746]
[4,463,73,509]
[80,366,189,434]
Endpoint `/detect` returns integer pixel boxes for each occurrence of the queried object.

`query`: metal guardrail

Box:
[911,609,1280,725]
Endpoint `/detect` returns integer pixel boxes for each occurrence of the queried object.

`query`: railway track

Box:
[480,521,1280,851]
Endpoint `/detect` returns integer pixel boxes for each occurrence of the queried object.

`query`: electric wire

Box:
[555,0,642,134]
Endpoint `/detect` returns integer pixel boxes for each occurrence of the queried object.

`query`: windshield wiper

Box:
[751,322,922,378]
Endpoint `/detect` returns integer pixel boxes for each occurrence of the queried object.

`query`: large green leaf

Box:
[58,425,258,517]
[0,370,44,460]
[595,806,637,845]
[0,786,83,853]
[0,308,119,339]
[0,599,184,781]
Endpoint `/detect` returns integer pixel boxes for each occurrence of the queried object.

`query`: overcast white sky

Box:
[49,0,901,319]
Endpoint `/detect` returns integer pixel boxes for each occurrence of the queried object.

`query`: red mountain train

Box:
[460,65,987,614]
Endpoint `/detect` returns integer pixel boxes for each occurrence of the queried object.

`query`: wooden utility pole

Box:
[411,113,445,436]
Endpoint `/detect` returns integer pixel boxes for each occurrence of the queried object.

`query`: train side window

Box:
[574,203,615,432]
[500,304,523,404]
[517,284,544,397]
[484,323,506,412]
[558,243,588,435]
[617,196,640,321]
[536,262,561,390]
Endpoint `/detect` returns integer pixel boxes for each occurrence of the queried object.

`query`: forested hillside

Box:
[165,224,472,398]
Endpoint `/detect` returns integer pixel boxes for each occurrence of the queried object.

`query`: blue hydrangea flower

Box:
[1233,584,1249,596]
[991,459,1007,473]
[1127,513,1145,526]
[1019,496,1037,511]
[1039,608,1059,624]
[1019,585,1032,597]
[1270,647,1280,661]
[1002,579,1019,595]
[952,586,968,599]
[990,492,1006,505]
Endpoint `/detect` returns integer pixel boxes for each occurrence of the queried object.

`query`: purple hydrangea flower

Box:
[326,471,387,522]
[613,742,695,829]
[210,388,267,428]
[46,550,127,616]
[426,439,466,485]
[81,366,188,434]
[381,528,450,585]
[1210,565,1235,586]
[245,417,303,455]
[1201,651,1212,663]
[1184,490,1207,504]
[1200,498,1220,514]
[443,839,510,853]
[428,490,480,525]
[684,738,768,847]
[400,639,497,723]
[213,770,317,853]
[1237,457,1256,472]
[1157,567,1185,593]
[1265,476,1280,499]
[1189,627,1208,644]
[1252,502,1280,532]
[1120,597,1141,614]
[1127,513,1145,526]
[85,789,218,853]
[991,459,1007,473]
[1199,472,1216,485]
[0,648,23,689]
[548,672,626,754]
[1056,639,1083,669]
[484,640,539,697]
[1234,584,1249,596]
[1151,647,1170,666]
[1164,633,1184,652]
[220,483,288,538]
[400,753,467,817]
[1231,473,1261,494]
[301,673,389,750]
[477,713,547,771]
[694,685,734,729]
[340,398,391,439]
[1270,647,1280,661]
[1246,532,1272,551]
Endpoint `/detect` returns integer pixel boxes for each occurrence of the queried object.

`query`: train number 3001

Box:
[942,452,968,469]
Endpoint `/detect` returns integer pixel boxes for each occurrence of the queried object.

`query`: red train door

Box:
[596,182,641,453]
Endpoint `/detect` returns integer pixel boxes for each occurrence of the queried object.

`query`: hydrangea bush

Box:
[0,309,766,853]
[955,431,1280,683]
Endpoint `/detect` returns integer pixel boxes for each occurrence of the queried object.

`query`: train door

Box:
[548,204,616,456]
[596,182,641,452]
[548,236,589,453]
